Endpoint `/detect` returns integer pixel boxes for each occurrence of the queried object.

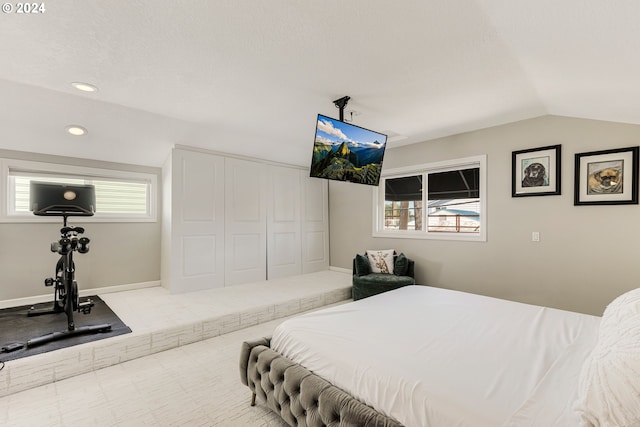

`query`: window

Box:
[1,159,157,222]
[383,175,424,231]
[426,169,480,234]
[373,155,486,241]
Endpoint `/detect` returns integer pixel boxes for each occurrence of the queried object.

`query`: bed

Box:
[240,285,640,427]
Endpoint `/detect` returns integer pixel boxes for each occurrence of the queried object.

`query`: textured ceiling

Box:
[1,0,639,167]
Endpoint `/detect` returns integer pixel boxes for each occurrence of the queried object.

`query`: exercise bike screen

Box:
[30,182,96,216]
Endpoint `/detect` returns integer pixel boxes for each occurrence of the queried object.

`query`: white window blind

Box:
[372,155,487,242]
[2,159,157,222]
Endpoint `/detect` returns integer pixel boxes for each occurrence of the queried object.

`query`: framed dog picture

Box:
[512,145,561,197]
[574,146,639,205]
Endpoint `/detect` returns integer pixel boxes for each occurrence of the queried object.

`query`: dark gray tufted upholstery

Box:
[240,337,403,427]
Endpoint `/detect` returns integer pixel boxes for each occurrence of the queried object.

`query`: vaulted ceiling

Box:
[1,0,639,168]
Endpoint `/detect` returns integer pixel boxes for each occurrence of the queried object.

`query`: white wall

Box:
[329,115,640,315]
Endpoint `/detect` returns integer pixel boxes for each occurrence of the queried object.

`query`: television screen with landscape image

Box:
[310,114,387,186]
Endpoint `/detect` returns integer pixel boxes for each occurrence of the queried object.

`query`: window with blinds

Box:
[373,155,486,242]
[2,159,157,222]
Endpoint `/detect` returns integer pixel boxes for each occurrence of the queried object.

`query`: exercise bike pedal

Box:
[44,277,55,286]
[78,299,95,315]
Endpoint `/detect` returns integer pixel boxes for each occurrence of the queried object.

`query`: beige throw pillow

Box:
[366,249,394,274]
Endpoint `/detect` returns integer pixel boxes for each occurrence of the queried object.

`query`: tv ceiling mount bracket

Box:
[333,96,351,122]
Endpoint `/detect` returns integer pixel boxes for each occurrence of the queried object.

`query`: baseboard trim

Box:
[329,266,351,274]
[0,281,160,310]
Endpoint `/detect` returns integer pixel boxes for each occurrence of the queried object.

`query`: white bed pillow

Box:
[574,287,640,427]
[366,249,394,274]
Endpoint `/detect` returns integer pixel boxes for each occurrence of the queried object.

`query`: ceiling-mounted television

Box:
[310,114,387,186]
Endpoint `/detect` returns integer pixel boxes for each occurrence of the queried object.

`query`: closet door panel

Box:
[267,166,302,279]
[171,149,225,292]
[225,158,267,286]
[302,173,329,273]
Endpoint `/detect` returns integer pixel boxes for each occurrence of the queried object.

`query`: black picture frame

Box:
[512,144,561,197]
[574,146,639,206]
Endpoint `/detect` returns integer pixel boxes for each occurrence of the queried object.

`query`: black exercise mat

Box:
[0,295,131,362]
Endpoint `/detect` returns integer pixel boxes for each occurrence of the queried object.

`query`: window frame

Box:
[0,158,158,223]
[372,155,487,242]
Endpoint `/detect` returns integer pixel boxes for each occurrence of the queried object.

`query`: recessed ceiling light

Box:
[66,125,87,136]
[71,82,98,92]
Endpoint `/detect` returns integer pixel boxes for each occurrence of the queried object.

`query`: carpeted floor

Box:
[0,313,290,426]
[0,295,131,362]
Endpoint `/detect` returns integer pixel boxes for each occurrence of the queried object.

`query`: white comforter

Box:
[271,286,600,427]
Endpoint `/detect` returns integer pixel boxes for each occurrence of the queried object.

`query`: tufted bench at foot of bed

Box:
[240,338,402,427]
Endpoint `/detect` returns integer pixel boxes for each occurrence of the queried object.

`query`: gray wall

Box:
[0,150,161,301]
[329,115,640,316]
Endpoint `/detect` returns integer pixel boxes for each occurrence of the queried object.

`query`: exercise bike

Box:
[25,182,111,348]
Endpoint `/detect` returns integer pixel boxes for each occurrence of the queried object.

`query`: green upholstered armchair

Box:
[352,253,415,300]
